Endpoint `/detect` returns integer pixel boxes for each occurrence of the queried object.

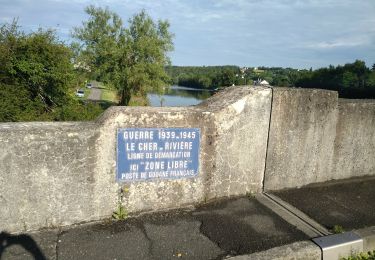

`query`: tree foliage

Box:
[73,6,174,105]
[166,60,375,98]
[0,20,104,122]
[165,66,240,89]
[294,60,369,89]
[0,21,75,108]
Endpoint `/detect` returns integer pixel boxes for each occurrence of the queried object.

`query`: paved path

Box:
[273,176,375,231]
[2,177,374,260]
[0,198,307,260]
[87,82,102,101]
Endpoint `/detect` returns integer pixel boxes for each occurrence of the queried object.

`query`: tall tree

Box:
[0,20,75,119]
[72,6,122,85]
[342,71,358,88]
[73,6,174,105]
[367,71,375,88]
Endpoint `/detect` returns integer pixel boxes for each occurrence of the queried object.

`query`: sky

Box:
[0,0,374,69]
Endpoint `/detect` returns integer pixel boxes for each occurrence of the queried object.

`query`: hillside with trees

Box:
[167,60,375,98]
[295,60,375,98]
[165,66,240,89]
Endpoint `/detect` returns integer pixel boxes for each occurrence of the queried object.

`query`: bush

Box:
[53,101,104,121]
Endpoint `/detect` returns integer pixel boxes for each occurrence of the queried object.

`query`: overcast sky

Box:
[1,0,374,69]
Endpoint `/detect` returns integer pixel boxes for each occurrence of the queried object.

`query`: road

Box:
[87,82,102,101]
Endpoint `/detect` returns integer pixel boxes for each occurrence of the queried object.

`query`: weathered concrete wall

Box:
[0,122,99,232]
[264,88,339,190]
[264,88,375,191]
[94,106,211,215]
[331,99,375,180]
[0,86,272,233]
[198,87,272,198]
[1,86,374,233]
[96,86,272,214]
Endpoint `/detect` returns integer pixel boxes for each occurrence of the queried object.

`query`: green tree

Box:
[72,6,122,85]
[345,60,368,87]
[73,6,174,105]
[1,21,74,108]
[0,83,44,121]
[367,71,375,88]
[0,20,79,121]
[273,75,290,87]
[220,69,236,86]
[0,20,107,122]
[342,71,358,88]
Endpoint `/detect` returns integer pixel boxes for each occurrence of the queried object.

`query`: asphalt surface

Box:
[273,176,375,232]
[2,177,374,260]
[0,197,307,260]
[87,82,102,101]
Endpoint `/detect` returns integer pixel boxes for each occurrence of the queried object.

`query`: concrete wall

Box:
[1,86,374,233]
[198,87,272,198]
[0,122,100,232]
[331,99,375,180]
[0,86,272,233]
[264,88,339,190]
[264,88,375,191]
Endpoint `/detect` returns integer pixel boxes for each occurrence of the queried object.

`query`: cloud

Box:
[0,0,374,68]
[303,35,373,49]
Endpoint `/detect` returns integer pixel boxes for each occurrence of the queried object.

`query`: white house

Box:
[259,80,270,85]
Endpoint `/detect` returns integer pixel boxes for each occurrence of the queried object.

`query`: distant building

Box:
[259,80,269,85]
[240,67,248,74]
[253,79,270,86]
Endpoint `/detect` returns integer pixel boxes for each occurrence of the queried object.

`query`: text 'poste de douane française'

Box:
[117,128,200,182]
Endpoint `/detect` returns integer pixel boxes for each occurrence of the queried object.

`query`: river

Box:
[147,85,214,107]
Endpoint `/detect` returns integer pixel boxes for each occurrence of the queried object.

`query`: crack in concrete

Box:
[138,223,154,258]
[262,86,274,192]
[54,228,63,260]
[196,220,231,260]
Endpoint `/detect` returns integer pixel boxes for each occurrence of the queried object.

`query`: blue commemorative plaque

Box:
[117,128,200,182]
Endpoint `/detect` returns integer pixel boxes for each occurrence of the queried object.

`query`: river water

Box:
[147,85,213,107]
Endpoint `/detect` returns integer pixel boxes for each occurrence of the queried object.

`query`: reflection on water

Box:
[148,85,213,107]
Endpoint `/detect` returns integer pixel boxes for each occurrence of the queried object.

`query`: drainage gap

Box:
[256,193,330,238]
[262,86,274,193]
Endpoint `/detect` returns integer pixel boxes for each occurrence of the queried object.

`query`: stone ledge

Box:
[227,241,321,260]
[354,226,375,252]
[228,226,375,260]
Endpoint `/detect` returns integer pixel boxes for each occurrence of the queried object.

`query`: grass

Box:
[101,88,118,103]
[341,250,375,260]
[332,225,345,234]
[83,87,91,100]
[99,82,119,103]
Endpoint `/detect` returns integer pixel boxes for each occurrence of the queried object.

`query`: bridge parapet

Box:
[1,86,374,233]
